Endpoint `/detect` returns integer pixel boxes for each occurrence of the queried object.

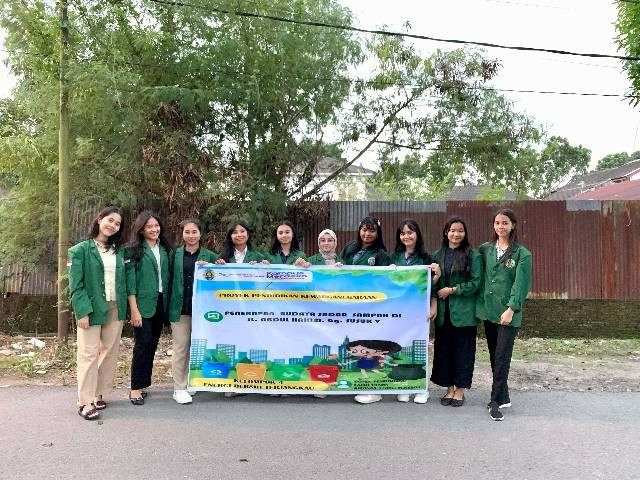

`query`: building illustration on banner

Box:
[189,336,426,368]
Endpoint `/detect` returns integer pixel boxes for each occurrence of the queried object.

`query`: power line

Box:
[146,0,640,62]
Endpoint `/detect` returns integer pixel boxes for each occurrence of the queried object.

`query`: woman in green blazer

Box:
[431,216,483,408]
[306,229,343,265]
[168,219,218,405]
[125,210,173,405]
[340,216,390,267]
[389,219,440,405]
[263,220,307,266]
[215,221,265,264]
[477,208,532,421]
[341,217,391,405]
[69,206,127,420]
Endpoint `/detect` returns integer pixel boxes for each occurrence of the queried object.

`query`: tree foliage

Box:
[616,1,640,106]
[0,0,593,269]
[595,152,631,171]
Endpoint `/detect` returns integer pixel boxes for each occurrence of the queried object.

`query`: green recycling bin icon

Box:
[204,311,223,322]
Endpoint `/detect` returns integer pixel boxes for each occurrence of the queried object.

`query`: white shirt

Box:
[150,242,163,292]
[96,241,117,302]
[234,247,248,264]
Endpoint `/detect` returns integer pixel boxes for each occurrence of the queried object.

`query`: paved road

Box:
[1,386,638,480]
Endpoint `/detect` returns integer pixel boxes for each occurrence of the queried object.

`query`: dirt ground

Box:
[0,333,638,392]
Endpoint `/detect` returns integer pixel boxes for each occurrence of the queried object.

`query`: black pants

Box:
[131,295,165,390]
[484,320,519,405]
[430,306,477,389]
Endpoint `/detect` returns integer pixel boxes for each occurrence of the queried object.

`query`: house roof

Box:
[546,159,640,200]
[570,180,640,200]
[442,184,523,200]
[315,157,375,175]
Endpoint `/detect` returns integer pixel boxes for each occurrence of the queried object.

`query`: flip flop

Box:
[78,405,100,420]
[93,400,107,410]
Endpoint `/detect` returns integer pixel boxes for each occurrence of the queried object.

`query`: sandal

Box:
[78,405,100,420]
[93,400,107,410]
[129,392,145,406]
[141,390,148,398]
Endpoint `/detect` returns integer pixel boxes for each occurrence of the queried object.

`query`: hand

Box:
[437,287,453,299]
[260,260,270,265]
[293,257,306,267]
[130,309,142,327]
[389,263,396,268]
[335,262,343,267]
[429,298,437,321]
[500,308,514,325]
[430,263,442,283]
[215,258,226,265]
[195,260,211,266]
[77,316,90,329]
[248,260,257,265]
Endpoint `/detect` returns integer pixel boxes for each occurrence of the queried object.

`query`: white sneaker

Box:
[186,386,197,396]
[354,394,382,404]
[224,392,241,398]
[313,394,327,398]
[172,389,193,404]
[396,394,410,402]
[413,393,429,404]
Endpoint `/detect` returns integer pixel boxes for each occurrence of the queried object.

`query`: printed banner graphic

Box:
[189,264,430,394]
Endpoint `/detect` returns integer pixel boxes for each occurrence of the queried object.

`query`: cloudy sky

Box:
[1,1,638,168]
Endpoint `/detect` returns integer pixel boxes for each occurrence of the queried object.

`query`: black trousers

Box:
[484,320,519,405]
[430,306,477,389]
[131,295,165,390]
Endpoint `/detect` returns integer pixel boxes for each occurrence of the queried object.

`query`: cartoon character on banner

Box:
[341,340,401,378]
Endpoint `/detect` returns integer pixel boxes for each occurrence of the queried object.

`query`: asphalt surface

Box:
[1,386,638,480]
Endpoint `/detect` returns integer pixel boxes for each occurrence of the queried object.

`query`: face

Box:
[276,224,293,247]
[319,233,336,254]
[142,217,160,242]
[447,222,466,248]
[400,225,417,249]
[360,226,378,247]
[347,345,387,359]
[182,223,201,247]
[494,214,514,240]
[97,213,122,239]
[230,225,248,247]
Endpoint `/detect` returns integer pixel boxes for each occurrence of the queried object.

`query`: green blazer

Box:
[388,251,433,266]
[476,242,532,328]
[306,253,344,265]
[340,241,390,266]
[224,249,265,263]
[432,248,483,327]
[68,240,128,326]
[263,249,306,265]
[125,243,172,318]
[168,246,218,322]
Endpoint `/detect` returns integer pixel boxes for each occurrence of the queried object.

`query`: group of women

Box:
[69,207,531,422]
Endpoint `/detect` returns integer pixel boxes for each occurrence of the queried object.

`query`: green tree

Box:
[595,152,631,171]
[616,1,640,106]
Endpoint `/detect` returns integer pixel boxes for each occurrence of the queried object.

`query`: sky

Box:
[340,0,640,168]
[1,1,638,169]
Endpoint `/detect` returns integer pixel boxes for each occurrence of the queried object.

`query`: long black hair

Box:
[220,221,253,261]
[441,216,472,277]
[354,216,386,251]
[89,206,126,252]
[270,220,300,254]
[179,218,203,245]
[492,208,519,262]
[127,210,172,262]
[347,339,401,359]
[394,219,431,262]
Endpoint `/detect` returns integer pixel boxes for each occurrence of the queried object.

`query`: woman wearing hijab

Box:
[306,229,344,265]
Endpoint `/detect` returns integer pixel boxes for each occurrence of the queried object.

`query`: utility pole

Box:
[57,0,70,340]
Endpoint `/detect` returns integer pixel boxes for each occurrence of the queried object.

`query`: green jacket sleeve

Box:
[68,245,93,320]
[125,248,137,296]
[453,250,483,297]
[507,248,532,313]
